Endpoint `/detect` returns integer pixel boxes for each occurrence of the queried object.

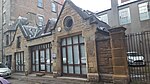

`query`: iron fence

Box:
[126,31,150,82]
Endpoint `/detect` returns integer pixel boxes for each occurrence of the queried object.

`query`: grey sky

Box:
[70,0,137,12]
[71,0,111,12]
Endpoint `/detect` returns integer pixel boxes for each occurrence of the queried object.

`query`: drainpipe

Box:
[1,0,4,63]
[111,0,120,27]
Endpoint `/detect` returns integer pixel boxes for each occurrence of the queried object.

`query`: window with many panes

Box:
[51,2,56,12]
[37,0,43,8]
[119,8,131,25]
[17,36,21,48]
[98,14,109,24]
[138,2,150,21]
[61,35,87,77]
[15,52,24,72]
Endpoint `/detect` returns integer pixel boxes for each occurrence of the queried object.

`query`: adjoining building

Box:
[97,0,150,34]
[0,0,64,62]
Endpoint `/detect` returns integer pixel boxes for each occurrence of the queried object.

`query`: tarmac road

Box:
[6,73,102,84]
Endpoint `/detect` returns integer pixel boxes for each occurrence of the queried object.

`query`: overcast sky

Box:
[70,0,137,12]
[71,0,111,12]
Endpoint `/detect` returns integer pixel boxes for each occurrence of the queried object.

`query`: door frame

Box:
[14,51,25,72]
[5,55,12,69]
[30,43,52,73]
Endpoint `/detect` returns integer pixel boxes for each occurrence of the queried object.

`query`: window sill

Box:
[37,6,44,9]
[52,11,57,13]
[120,22,131,25]
[140,18,150,21]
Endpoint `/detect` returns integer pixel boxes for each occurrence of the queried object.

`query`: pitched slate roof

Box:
[21,25,37,38]
[6,0,111,45]
[5,16,56,44]
[4,17,29,33]
[9,17,40,39]
[54,0,111,32]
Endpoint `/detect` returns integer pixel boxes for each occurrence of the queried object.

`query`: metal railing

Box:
[126,31,150,82]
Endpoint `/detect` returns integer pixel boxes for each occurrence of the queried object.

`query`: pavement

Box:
[7,73,103,84]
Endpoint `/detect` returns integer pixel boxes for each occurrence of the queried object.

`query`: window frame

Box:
[2,10,6,25]
[98,14,109,24]
[6,35,9,46]
[38,15,44,26]
[63,16,74,31]
[31,43,52,73]
[37,0,43,8]
[16,36,21,48]
[138,2,150,21]
[15,52,25,72]
[51,2,57,13]
[61,34,87,77]
[119,7,131,25]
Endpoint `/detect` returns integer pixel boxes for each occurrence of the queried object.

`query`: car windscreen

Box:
[0,63,7,68]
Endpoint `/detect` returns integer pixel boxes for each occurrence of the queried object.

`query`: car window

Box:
[127,53,140,56]
[0,63,7,68]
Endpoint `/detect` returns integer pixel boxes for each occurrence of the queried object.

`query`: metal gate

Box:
[126,31,150,82]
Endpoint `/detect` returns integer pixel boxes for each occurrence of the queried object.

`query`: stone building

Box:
[4,0,109,80]
[0,0,64,62]
[97,0,150,34]
[4,0,129,83]
[0,0,2,62]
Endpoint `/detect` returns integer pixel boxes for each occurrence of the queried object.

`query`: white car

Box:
[0,62,11,78]
[127,52,146,66]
